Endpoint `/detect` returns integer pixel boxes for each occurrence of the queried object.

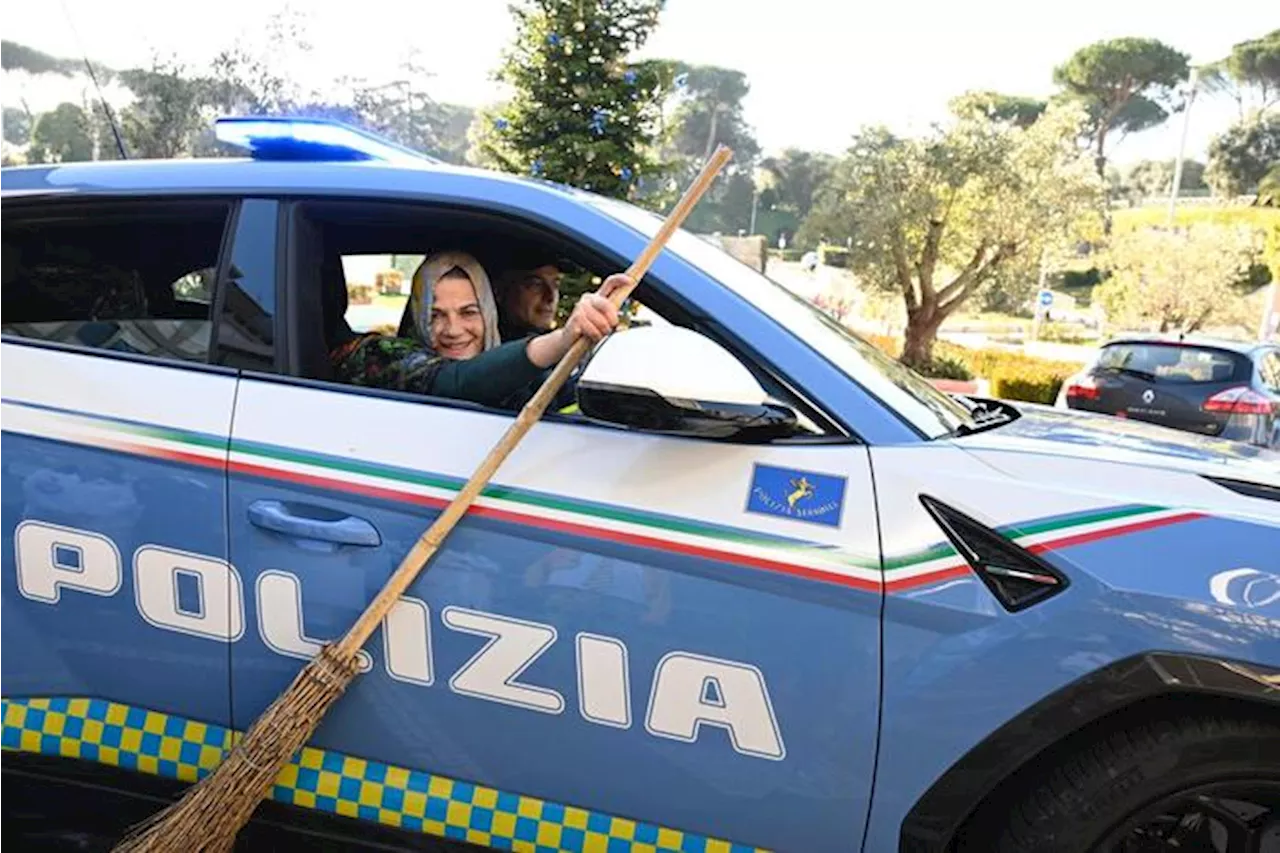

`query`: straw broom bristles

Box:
[109,144,732,852]
[113,643,360,852]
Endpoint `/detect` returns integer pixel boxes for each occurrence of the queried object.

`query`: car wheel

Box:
[963,713,1280,853]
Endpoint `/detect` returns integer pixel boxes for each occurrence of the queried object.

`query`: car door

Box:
[1,196,243,782]
[225,198,882,853]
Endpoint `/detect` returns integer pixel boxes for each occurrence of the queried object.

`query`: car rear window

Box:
[1095,342,1251,384]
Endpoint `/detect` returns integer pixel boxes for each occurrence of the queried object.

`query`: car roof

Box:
[1100,333,1276,357]
[0,156,598,208]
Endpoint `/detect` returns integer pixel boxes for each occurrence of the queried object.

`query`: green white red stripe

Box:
[1,398,1204,594]
[882,505,1203,591]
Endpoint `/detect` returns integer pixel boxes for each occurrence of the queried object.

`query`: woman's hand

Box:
[527,274,631,368]
[564,274,628,343]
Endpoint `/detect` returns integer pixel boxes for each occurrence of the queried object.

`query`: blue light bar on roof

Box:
[213,116,439,165]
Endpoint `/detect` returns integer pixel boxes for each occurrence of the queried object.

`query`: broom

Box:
[112,143,734,853]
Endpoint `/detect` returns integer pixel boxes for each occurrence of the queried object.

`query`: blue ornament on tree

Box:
[589,109,607,135]
[546,32,560,45]
[619,166,633,181]
[493,117,508,130]
[624,69,637,84]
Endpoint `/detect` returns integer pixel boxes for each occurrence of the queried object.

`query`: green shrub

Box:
[850,334,1083,399]
[916,355,973,380]
[819,245,851,268]
[779,248,804,262]
[1059,267,1105,289]
[990,371,1065,405]
[1036,322,1095,345]
[1237,261,1273,290]
[937,343,1083,381]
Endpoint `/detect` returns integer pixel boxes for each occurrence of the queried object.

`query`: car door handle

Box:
[247,500,381,547]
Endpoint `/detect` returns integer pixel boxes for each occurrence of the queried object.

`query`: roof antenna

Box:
[58,0,128,159]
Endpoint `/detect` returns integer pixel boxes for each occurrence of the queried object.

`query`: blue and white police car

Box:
[2,118,1279,853]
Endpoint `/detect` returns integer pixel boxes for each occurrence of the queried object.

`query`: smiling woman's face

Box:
[430,271,485,360]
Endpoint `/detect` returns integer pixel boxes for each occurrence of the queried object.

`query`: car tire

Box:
[960,712,1280,853]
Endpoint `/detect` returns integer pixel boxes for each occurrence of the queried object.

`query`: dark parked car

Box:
[1058,335,1280,448]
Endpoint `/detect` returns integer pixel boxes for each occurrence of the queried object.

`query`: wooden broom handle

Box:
[336,145,734,658]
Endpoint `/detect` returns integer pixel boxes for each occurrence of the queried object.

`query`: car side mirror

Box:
[575,326,800,442]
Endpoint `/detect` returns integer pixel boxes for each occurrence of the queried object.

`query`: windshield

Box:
[590,196,976,439]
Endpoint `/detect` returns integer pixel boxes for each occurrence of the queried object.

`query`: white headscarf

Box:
[408,250,502,353]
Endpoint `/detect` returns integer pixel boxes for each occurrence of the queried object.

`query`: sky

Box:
[3,0,1276,166]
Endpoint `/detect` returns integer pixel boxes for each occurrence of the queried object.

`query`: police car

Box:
[2,117,1278,853]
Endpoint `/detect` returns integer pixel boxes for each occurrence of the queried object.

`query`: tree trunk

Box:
[902,307,946,368]
[1095,126,1114,235]
[703,107,720,162]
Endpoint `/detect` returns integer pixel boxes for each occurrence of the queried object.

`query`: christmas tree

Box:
[472,0,676,319]
[474,0,672,201]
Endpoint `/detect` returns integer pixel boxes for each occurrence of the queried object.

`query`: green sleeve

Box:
[332,335,547,408]
[429,339,547,407]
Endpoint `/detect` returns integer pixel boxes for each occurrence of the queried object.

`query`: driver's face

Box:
[507,265,562,331]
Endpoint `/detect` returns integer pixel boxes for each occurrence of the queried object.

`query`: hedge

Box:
[919,355,973,380]
[990,371,1065,405]
[858,332,1083,403]
[819,245,851,268]
[938,343,1083,385]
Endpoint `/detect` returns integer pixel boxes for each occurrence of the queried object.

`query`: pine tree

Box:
[475,0,671,201]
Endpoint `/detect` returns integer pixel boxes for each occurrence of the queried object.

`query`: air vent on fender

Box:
[918,495,1069,612]
[1202,475,1280,503]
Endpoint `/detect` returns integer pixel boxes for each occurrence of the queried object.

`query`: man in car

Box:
[494,253,575,342]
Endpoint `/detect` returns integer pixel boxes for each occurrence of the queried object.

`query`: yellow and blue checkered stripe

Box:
[2,697,766,853]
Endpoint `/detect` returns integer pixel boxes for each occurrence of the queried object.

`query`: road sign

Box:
[1037,289,1054,308]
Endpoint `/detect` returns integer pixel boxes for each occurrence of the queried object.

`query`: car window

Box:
[1,201,231,364]
[281,199,832,438]
[1094,342,1251,384]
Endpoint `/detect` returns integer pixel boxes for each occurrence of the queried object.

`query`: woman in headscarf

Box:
[400,250,502,358]
[329,249,628,410]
